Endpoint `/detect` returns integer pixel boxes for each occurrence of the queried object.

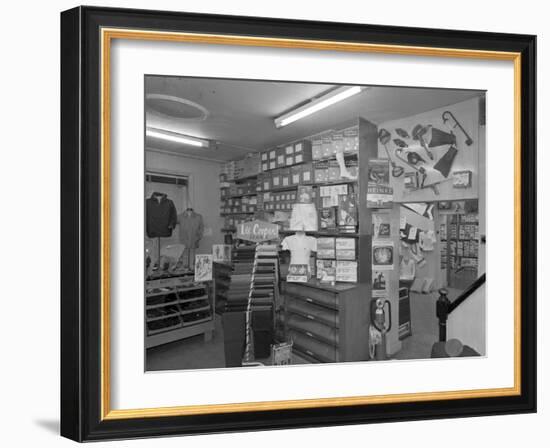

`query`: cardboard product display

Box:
[287,264,309,282]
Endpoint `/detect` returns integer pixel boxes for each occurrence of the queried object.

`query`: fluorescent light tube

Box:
[146,128,209,148]
[274,86,365,128]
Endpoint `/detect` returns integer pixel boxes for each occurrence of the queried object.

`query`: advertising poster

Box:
[366,159,393,208]
[372,240,394,270]
[372,270,388,297]
[194,254,213,282]
[373,212,392,239]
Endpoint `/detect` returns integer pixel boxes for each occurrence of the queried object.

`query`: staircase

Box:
[436,274,486,356]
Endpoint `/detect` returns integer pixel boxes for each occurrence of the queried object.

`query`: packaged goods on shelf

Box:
[314,160,329,183]
[312,138,323,160]
[317,259,336,282]
[335,238,356,260]
[276,147,286,168]
[343,127,359,153]
[338,193,358,232]
[327,160,341,181]
[293,140,312,164]
[332,131,344,153]
[291,165,302,185]
[317,237,336,259]
[319,207,337,230]
[301,162,314,184]
[322,134,334,158]
[280,168,291,187]
[336,260,357,282]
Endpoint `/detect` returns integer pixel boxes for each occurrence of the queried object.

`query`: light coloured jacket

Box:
[178,211,204,248]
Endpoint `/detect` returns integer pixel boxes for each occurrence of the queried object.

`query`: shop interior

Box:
[144,76,486,370]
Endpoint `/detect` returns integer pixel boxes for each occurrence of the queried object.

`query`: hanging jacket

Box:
[146,192,178,238]
[178,211,204,248]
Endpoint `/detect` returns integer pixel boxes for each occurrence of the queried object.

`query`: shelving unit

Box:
[145,276,214,348]
[217,118,381,363]
[440,212,480,290]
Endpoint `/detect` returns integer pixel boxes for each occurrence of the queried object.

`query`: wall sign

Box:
[236,220,279,242]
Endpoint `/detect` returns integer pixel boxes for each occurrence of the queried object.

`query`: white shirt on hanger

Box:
[281,233,317,265]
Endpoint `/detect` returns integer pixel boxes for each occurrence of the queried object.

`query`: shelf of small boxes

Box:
[219,175,258,217]
[257,127,359,190]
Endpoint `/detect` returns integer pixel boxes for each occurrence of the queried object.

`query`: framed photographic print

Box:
[60,6,536,442]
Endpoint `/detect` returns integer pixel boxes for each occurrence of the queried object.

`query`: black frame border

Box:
[60,6,536,442]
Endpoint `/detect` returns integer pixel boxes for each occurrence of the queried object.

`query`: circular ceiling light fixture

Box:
[146,94,209,121]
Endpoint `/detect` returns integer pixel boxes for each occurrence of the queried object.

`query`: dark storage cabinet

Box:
[282,281,370,363]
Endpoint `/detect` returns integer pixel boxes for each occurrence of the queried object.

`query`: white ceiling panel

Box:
[145,76,482,161]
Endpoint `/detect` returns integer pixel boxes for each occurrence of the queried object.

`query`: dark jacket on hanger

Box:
[146,192,178,238]
[178,210,204,248]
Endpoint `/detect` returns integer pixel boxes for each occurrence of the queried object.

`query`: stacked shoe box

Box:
[225,245,256,311]
[250,243,279,358]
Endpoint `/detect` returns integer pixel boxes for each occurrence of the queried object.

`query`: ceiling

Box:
[145,76,482,162]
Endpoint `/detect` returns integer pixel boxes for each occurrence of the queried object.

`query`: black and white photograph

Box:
[144,76,487,370]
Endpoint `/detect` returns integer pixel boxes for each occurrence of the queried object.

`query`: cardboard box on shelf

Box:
[343,127,359,153]
[272,169,282,188]
[317,259,336,282]
[285,144,294,155]
[322,134,333,158]
[327,160,341,182]
[336,260,357,282]
[336,238,356,260]
[276,147,286,168]
[301,162,314,184]
[262,172,273,191]
[293,140,312,164]
[280,168,291,187]
[291,165,302,185]
[268,159,277,170]
[317,237,336,259]
[314,160,329,183]
[332,131,344,154]
[312,139,323,160]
